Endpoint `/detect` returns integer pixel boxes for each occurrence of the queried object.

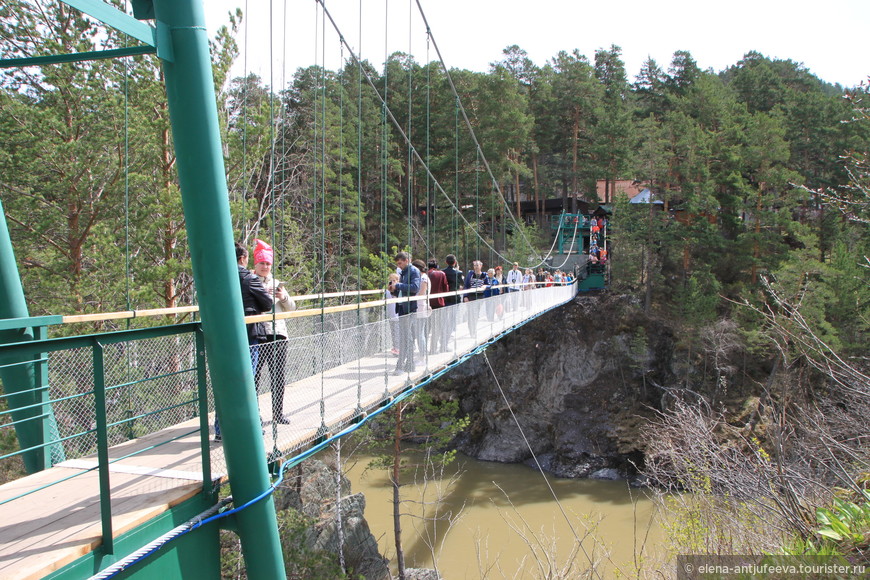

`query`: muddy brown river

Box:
[343,452,665,578]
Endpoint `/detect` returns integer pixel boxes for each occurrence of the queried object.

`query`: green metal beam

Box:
[131,0,155,20]
[0,316,63,333]
[43,491,221,580]
[60,0,156,47]
[151,1,287,578]
[92,343,114,554]
[0,46,156,69]
[0,198,64,472]
[0,323,198,361]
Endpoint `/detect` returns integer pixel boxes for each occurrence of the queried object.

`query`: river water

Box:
[342,452,665,579]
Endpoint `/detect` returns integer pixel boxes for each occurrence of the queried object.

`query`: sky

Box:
[202,0,870,89]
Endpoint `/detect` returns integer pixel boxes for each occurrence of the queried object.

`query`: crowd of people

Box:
[385,252,573,375]
[587,216,608,264]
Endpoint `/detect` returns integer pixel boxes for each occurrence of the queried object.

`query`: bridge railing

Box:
[0,281,577,549]
[256,281,579,459]
[0,322,211,551]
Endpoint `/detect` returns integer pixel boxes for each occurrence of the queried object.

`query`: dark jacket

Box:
[483,277,500,298]
[442,266,464,306]
[464,270,489,300]
[393,264,421,316]
[239,265,273,341]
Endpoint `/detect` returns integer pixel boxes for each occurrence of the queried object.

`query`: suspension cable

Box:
[482,351,602,580]
[314,0,552,270]
[425,31,432,255]
[413,0,537,260]
[319,0,328,433]
[356,0,364,405]
[241,0,250,236]
[406,0,414,252]
[381,0,391,392]
[338,42,345,292]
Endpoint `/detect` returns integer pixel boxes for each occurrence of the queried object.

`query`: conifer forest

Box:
[1,1,868,572]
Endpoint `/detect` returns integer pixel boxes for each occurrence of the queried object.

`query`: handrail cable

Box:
[47,283,593,327]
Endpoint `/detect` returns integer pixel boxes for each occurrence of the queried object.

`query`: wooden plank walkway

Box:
[0,289,571,579]
[0,329,477,579]
[0,428,206,579]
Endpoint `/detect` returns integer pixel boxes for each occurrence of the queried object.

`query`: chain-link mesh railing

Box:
[0,282,575,564]
[0,325,210,515]
[250,283,577,461]
[42,334,201,464]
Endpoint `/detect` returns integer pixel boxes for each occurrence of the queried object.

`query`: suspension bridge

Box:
[0,282,577,579]
[0,1,602,578]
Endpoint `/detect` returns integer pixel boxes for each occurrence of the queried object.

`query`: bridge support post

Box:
[0,198,64,473]
[150,1,286,578]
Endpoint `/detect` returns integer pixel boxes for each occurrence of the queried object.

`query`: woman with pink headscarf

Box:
[252,239,296,425]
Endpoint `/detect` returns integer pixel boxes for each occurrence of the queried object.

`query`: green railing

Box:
[0,320,211,552]
[547,213,593,230]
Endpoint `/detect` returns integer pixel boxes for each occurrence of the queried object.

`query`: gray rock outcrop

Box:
[429,293,674,481]
[275,459,391,580]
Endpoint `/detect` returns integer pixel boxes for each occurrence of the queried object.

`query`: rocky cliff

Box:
[274,459,391,579]
[428,293,675,481]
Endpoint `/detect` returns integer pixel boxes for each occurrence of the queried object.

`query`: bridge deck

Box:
[0,329,479,579]
[0,285,575,579]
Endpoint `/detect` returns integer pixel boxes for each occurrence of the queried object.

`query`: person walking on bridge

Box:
[214,242,273,442]
[522,268,535,309]
[505,262,522,311]
[388,251,420,375]
[426,259,448,354]
[463,260,488,339]
[441,254,463,352]
[413,259,432,362]
[483,268,501,322]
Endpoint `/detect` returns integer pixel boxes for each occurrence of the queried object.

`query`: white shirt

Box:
[416,273,432,318]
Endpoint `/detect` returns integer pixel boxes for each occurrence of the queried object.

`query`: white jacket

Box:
[506,268,523,288]
[257,274,296,337]
[416,273,432,318]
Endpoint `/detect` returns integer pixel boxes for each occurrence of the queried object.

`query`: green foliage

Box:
[814,492,870,546]
[220,506,360,578]
[778,490,870,561]
[401,390,470,459]
[278,509,356,579]
[363,390,469,471]
[0,399,25,486]
[1,4,868,371]
[660,493,770,557]
[674,266,722,326]
[360,246,408,291]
